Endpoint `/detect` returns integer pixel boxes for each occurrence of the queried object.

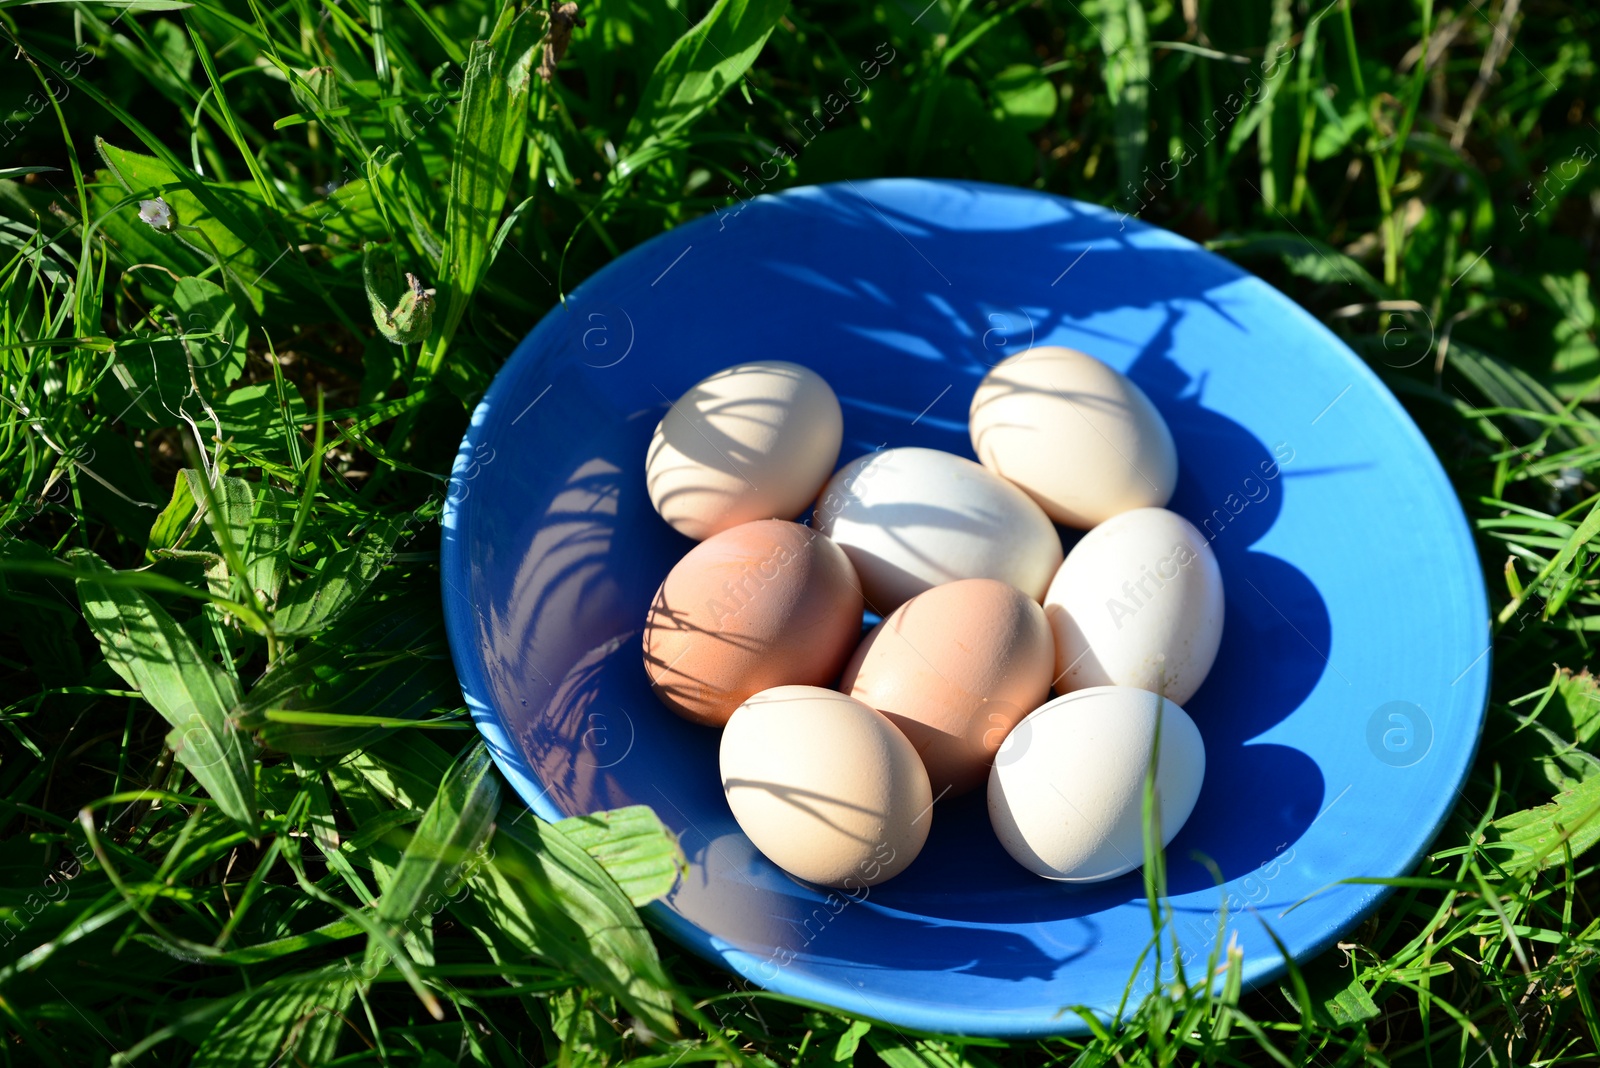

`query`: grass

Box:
[0,0,1597,1063]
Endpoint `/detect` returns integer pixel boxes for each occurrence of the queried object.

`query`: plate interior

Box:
[441,179,1489,1036]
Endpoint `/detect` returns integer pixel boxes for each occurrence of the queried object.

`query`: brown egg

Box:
[643,520,864,726]
[840,578,1053,797]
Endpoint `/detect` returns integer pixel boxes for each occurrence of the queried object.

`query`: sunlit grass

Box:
[0,0,1596,1064]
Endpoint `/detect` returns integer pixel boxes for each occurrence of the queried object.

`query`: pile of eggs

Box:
[640,350,1222,889]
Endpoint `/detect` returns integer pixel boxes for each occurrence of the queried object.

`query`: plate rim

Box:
[439,176,1491,1038]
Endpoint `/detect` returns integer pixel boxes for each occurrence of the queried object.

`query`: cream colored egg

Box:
[969,346,1177,528]
[721,686,932,888]
[988,686,1205,882]
[647,361,843,540]
[1044,507,1223,705]
[811,447,1063,612]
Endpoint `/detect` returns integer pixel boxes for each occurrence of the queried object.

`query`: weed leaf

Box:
[467,806,680,1039]
[436,5,544,347]
[69,547,256,829]
[554,804,685,907]
[188,971,354,1068]
[619,0,789,175]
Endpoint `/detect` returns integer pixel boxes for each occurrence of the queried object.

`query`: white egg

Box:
[1044,507,1223,706]
[969,346,1177,529]
[988,686,1205,882]
[811,447,1063,612]
[646,361,843,540]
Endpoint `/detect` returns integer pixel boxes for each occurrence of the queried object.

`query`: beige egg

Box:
[642,520,864,727]
[841,579,1053,798]
[646,361,843,540]
[1044,507,1224,705]
[721,686,932,888]
[969,346,1177,528]
[988,686,1206,882]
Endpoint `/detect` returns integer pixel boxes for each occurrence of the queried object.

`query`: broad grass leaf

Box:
[990,64,1056,131]
[68,548,255,829]
[93,140,287,316]
[1451,340,1600,450]
[1095,0,1149,195]
[554,805,685,907]
[171,276,246,395]
[273,515,404,637]
[108,331,204,430]
[866,1034,1000,1068]
[240,591,457,754]
[373,741,499,940]
[182,470,254,594]
[188,970,355,1068]
[1320,974,1381,1027]
[222,382,311,459]
[466,805,679,1038]
[1210,232,1387,299]
[205,917,364,965]
[1555,669,1600,746]
[246,483,291,608]
[1487,767,1600,870]
[437,5,543,342]
[619,0,789,175]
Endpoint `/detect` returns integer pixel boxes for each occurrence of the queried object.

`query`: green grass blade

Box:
[68,547,256,830]
[618,0,790,176]
[374,739,499,939]
[426,4,545,370]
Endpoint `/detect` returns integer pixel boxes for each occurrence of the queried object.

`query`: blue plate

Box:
[441,179,1489,1037]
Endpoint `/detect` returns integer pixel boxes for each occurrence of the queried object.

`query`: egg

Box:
[988,686,1205,882]
[811,447,1063,612]
[646,360,843,540]
[841,579,1053,797]
[969,346,1178,528]
[642,520,864,726]
[1043,507,1223,706]
[721,685,932,887]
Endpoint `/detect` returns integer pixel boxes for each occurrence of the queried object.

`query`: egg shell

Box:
[841,579,1054,798]
[811,447,1063,612]
[643,520,864,727]
[646,361,843,540]
[969,346,1178,528]
[721,685,932,888]
[1044,507,1224,706]
[988,686,1205,882]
